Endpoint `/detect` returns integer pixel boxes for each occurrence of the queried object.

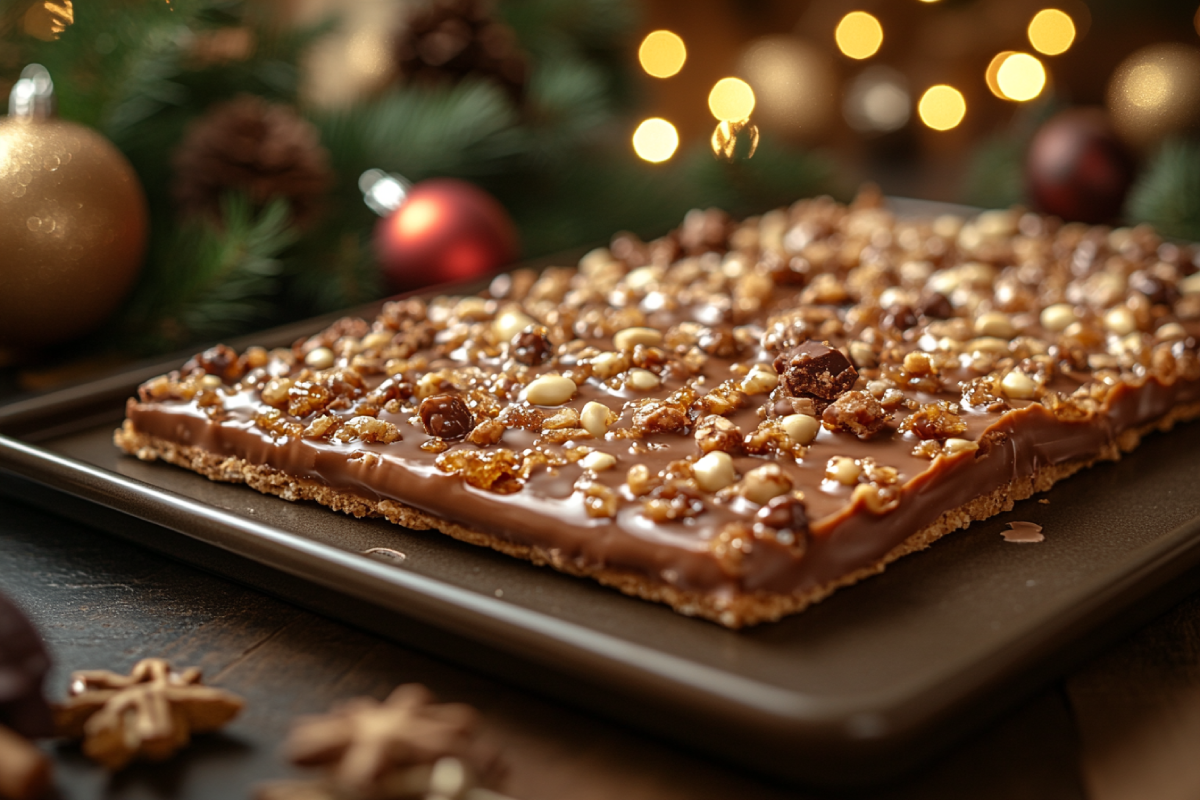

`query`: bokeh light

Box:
[1108,43,1200,146]
[985,52,1017,99]
[996,53,1047,101]
[1028,9,1075,56]
[844,66,911,133]
[918,85,966,131]
[632,118,679,162]
[22,0,74,41]
[835,12,884,60]
[708,77,756,121]
[737,35,836,139]
[639,30,687,79]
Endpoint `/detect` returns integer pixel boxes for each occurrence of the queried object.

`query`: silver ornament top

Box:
[9,64,55,119]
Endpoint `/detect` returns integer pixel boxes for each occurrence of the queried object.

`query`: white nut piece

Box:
[781,414,820,446]
[974,311,1016,339]
[825,456,862,486]
[305,347,335,369]
[1156,322,1187,341]
[524,374,577,405]
[693,451,737,493]
[199,374,223,388]
[493,308,535,343]
[966,337,1011,355]
[1103,306,1137,336]
[580,401,613,438]
[1040,303,1078,332]
[580,451,616,472]
[627,368,661,391]
[740,363,779,395]
[361,331,393,350]
[454,296,491,320]
[741,464,792,504]
[590,351,626,379]
[1000,370,1039,400]
[943,438,979,456]
[613,327,663,350]
[1181,273,1200,295]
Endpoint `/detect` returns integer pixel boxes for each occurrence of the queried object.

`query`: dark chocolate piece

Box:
[775,341,859,402]
[419,395,473,440]
[0,592,52,739]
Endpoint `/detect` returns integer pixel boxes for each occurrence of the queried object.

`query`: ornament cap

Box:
[360,169,412,216]
[9,64,55,120]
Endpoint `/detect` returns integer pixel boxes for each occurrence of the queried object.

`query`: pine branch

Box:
[1127,139,1200,242]
[114,196,298,352]
[310,81,525,188]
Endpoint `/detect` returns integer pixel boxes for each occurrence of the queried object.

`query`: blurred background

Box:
[2,0,1199,374]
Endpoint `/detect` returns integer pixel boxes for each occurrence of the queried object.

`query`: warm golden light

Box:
[918,85,966,131]
[632,118,679,162]
[708,77,756,121]
[638,30,687,79]
[985,51,1017,99]
[1028,9,1075,56]
[996,52,1047,101]
[737,36,836,139]
[835,12,883,60]
[1108,43,1200,146]
[22,0,74,41]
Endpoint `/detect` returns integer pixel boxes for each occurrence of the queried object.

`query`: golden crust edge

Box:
[114,400,1200,628]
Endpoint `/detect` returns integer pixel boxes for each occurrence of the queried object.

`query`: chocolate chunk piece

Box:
[774,342,858,406]
[0,592,52,739]
[419,395,473,439]
[917,292,955,320]
[883,304,918,331]
[510,325,551,366]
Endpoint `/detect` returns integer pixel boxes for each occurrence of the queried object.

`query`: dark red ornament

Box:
[375,178,518,292]
[1026,108,1137,224]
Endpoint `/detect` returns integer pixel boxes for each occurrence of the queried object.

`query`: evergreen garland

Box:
[1126,139,1200,242]
[6,0,834,360]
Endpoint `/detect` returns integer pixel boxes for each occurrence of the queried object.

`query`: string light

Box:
[996,53,1047,101]
[835,12,883,60]
[708,77,756,121]
[632,118,679,162]
[638,30,687,78]
[844,66,911,133]
[985,52,1017,99]
[22,0,74,41]
[1028,9,1075,56]
[918,85,966,131]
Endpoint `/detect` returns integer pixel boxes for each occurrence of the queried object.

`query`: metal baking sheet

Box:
[2,206,1199,787]
[4,337,1200,788]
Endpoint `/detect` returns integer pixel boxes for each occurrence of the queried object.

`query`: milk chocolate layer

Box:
[117,196,1200,625]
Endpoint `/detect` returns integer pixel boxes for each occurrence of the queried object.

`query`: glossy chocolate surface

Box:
[123,197,1200,614]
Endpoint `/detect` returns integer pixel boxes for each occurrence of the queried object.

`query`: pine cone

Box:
[173,95,333,228]
[393,0,528,100]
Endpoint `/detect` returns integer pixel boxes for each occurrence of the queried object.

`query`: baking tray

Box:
[4,260,1200,791]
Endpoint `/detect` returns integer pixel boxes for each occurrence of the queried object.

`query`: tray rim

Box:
[5,334,1200,787]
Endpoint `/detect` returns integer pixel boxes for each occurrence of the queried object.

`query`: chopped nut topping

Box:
[739,464,792,504]
[334,415,402,444]
[580,451,617,472]
[693,414,744,454]
[524,374,576,406]
[613,327,663,351]
[780,413,820,446]
[825,456,862,486]
[1000,370,1040,400]
[305,347,335,370]
[899,401,967,440]
[822,390,892,438]
[694,451,737,492]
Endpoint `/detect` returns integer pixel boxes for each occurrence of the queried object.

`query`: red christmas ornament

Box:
[373,178,518,292]
[1026,108,1137,224]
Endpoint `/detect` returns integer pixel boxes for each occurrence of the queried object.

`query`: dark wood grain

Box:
[0,495,1097,799]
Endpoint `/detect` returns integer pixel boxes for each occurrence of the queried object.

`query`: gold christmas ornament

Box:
[0,65,147,348]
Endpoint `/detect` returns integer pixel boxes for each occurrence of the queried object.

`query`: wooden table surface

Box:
[1,492,1198,800]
